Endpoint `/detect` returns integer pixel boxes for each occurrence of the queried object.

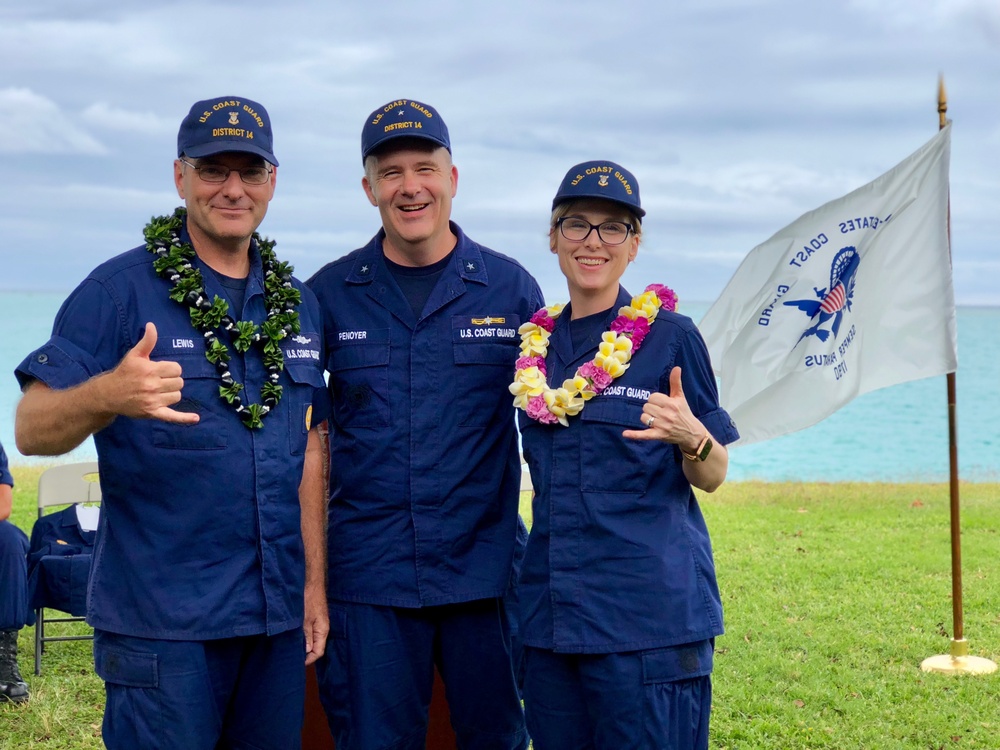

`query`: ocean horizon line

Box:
[3,297,997,483]
[1,288,999,310]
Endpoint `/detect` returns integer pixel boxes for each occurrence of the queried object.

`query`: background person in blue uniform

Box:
[514,161,740,749]
[307,98,542,750]
[0,439,30,704]
[14,96,329,750]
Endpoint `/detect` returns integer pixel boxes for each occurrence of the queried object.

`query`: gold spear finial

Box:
[938,74,948,129]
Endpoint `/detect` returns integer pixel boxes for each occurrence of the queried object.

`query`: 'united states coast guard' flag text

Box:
[699,124,956,446]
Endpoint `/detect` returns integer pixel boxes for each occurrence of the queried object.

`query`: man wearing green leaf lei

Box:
[144,206,301,429]
[15,96,329,750]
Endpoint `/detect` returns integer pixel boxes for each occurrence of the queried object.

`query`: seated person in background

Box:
[0,438,30,704]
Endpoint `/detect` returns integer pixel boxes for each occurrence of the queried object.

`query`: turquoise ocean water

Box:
[0,292,996,482]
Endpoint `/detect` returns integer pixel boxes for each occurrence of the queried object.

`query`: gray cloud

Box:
[2,0,997,304]
[0,88,107,154]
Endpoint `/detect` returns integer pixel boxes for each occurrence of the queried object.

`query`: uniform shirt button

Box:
[37,353,49,364]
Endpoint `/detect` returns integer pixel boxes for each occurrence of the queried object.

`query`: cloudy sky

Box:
[2,0,998,306]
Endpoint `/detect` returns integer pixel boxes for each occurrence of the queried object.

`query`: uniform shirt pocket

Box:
[150,354,229,451]
[580,397,670,493]
[451,315,521,426]
[328,328,390,428]
[452,340,519,366]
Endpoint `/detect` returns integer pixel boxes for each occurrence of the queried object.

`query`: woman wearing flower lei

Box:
[511,161,740,749]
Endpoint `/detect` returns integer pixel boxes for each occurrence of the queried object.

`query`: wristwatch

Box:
[682,435,713,462]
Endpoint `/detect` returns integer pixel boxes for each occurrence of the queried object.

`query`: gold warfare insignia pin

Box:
[229,112,239,125]
[305,405,313,431]
[471,316,505,325]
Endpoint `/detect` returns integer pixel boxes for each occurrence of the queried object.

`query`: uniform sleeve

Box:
[311,384,332,426]
[304,268,336,427]
[309,312,332,427]
[517,270,545,321]
[0,442,13,487]
[664,324,740,446]
[297,281,332,426]
[528,275,545,313]
[15,278,129,391]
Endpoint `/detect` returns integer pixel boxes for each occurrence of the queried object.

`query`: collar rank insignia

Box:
[465,261,477,272]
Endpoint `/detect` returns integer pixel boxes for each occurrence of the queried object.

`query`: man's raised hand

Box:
[112,322,199,424]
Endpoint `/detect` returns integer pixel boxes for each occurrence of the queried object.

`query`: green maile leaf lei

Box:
[144,207,302,429]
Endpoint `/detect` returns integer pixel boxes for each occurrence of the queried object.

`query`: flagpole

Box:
[920,76,996,676]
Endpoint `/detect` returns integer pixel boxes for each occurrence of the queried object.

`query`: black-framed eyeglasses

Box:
[180,158,273,186]
[556,217,634,246]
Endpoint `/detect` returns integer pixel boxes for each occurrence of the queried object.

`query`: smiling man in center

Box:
[307,98,542,749]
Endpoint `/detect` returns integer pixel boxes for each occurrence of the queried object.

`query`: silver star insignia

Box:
[483,316,494,325]
[360,265,369,274]
[466,262,476,271]
[398,109,405,115]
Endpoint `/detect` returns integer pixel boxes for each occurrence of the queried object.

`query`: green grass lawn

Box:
[4,466,999,748]
[704,482,1000,750]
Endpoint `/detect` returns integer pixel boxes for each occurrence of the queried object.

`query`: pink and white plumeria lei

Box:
[509,284,677,426]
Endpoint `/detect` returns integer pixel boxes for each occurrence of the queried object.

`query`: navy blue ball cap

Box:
[552,160,644,218]
[361,98,450,162]
[177,96,278,166]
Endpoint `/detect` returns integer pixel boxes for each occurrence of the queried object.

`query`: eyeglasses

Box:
[180,158,273,185]
[556,217,634,246]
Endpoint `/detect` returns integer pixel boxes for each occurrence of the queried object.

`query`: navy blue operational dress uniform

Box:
[14,97,326,749]
[308,99,542,750]
[0,440,31,703]
[516,162,739,749]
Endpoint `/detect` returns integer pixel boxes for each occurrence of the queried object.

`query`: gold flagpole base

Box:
[921,639,997,675]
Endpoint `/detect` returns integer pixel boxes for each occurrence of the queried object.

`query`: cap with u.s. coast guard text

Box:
[177,96,278,166]
[361,98,450,162]
[552,160,645,218]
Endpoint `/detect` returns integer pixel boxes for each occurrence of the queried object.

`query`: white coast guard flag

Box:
[699,124,956,446]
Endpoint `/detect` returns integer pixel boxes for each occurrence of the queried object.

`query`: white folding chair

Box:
[33,462,101,675]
